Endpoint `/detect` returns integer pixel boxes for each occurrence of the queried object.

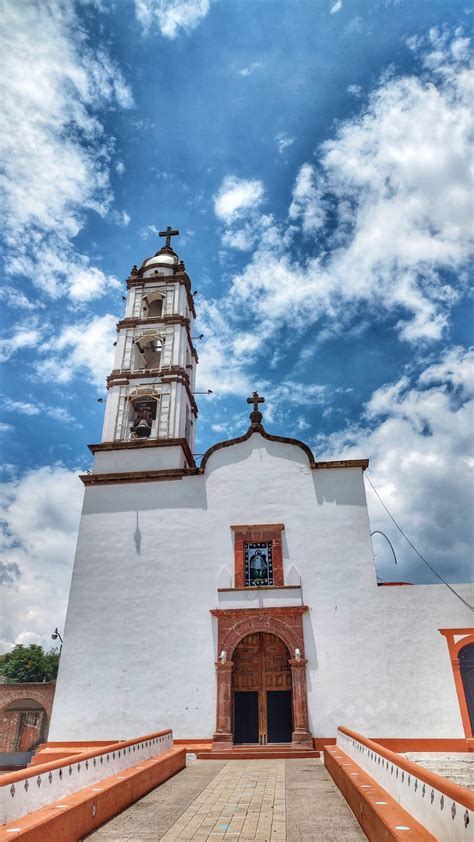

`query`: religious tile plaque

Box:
[244,542,274,587]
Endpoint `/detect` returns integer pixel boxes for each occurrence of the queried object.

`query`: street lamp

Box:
[51,627,63,654]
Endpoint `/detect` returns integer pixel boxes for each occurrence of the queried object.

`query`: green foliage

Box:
[2,644,59,684]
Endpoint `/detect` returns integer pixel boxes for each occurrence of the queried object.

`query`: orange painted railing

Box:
[0,728,172,788]
[338,726,474,811]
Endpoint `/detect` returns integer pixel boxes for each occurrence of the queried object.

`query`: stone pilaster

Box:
[212,661,234,749]
[289,658,313,749]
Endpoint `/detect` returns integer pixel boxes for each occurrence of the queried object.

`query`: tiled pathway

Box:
[161,760,285,840]
[90,758,366,840]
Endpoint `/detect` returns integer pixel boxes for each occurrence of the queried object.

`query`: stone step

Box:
[403,751,474,791]
[197,747,320,760]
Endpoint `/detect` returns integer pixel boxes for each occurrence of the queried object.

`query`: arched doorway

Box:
[233,633,292,744]
[459,643,474,734]
[4,699,49,752]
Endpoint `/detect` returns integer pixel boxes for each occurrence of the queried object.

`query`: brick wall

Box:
[0,684,55,752]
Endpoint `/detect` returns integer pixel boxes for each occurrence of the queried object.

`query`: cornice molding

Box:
[230,523,285,532]
[210,606,309,617]
[80,467,195,486]
[199,424,368,472]
[82,427,368,487]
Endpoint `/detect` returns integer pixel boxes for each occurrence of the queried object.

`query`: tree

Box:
[2,644,59,684]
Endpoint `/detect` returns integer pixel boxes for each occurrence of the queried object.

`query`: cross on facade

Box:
[247,392,265,412]
[159,226,179,249]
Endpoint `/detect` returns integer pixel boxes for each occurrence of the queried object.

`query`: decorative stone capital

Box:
[289,658,308,669]
[215,661,234,672]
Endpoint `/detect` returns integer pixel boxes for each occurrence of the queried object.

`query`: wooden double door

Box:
[233,632,293,744]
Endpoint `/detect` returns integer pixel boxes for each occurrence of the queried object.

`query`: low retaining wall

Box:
[0,746,185,841]
[324,745,435,840]
[336,726,474,841]
[0,728,173,825]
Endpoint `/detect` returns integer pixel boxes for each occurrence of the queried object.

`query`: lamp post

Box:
[51,627,63,655]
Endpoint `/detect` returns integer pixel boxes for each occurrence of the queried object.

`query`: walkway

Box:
[89,758,366,840]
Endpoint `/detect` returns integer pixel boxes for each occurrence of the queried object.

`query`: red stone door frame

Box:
[210,606,312,749]
[439,628,474,740]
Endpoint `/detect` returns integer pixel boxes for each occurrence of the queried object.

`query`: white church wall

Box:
[93,445,186,473]
[49,434,473,742]
[216,587,303,609]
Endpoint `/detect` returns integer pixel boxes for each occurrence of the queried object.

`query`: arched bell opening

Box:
[142,291,165,320]
[133,334,163,371]
[129,395,159,440]
[232,632,293,745]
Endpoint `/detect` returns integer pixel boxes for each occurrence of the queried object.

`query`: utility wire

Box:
[365,471,474,612]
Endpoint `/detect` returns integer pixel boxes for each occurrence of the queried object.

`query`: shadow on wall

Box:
[82,474,208,515]
[82,437,309,517]
[313,470,366,507]
[134,511,141,554]
[302,611,318,701]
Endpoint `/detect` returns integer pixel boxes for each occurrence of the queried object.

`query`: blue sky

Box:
[1,0,473,649]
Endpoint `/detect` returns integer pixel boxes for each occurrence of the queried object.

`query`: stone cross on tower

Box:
[247,391,265,428]
[159,226,179,249]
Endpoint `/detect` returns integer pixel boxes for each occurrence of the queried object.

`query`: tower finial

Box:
[158,225,179,250]
[247,391,265,428]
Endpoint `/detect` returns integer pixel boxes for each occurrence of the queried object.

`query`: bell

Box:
[134,419,151,438]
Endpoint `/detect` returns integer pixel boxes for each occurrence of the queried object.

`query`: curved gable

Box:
[199,426,316,472]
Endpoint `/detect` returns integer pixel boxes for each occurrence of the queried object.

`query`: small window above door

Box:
[244,542,274,587]
[231,524,284,588]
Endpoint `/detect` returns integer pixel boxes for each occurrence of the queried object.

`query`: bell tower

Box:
[90,227,198,475]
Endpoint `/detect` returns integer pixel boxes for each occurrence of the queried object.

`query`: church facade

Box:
[49,233,474,749]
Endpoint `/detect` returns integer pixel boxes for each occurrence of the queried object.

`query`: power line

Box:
[365,471,474,612]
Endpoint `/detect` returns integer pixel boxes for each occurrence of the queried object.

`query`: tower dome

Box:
[141,248,179,277]
[139,225,181,278]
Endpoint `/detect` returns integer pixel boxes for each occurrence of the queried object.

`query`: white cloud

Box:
[141,223,162,240]
[0,287,38,311]
[315,346,474,584]
[0,465,84,653]
[214,176,265,224]
[238,61,263,77]
[6,241,121,302]
[289,162,325,234]
[197,302,254,397]
[37,314,117,390]
[221,30,473,347]
[0,0,133,302]
[135,0,211,37]
[262,381,350,424]
[115,161,126,175]
[0,398,77,425]
[347,83,362,96]
[275,132,295,155]
[0,423,14,433]
[330,0,342,13]
[111,210,131,228]
[198,31,474,430]
[0,322,43,363]
[68,266,121,302]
